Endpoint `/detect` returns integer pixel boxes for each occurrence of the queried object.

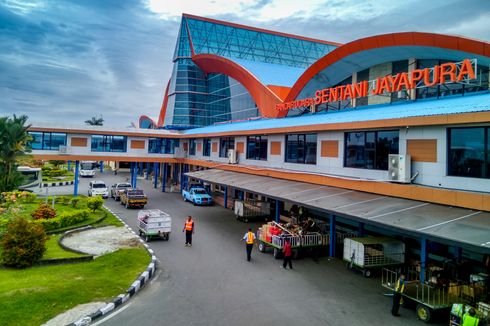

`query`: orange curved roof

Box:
[157,79,171,126]
[286,32,490,102]
[192,54,288,118]
[139,115,157,128]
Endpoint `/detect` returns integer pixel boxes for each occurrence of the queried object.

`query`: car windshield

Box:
[194,189,207,195]
[92,183,106,188]
[81,163,94,170]
[118,184,131,188]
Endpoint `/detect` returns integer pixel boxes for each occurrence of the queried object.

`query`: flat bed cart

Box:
[137,209,171,242]
[344,237,405,277]
[256,222,328,259]
[234,200,270,222]
[382,268,469,323]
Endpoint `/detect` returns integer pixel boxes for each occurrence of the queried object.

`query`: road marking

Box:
[90,303,132,326]
[417,211,481,231]
[367,202,430,220]
[302,190,355,203]
[333,196,387,209]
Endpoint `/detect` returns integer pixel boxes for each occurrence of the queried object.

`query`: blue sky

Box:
[0,0,489,127]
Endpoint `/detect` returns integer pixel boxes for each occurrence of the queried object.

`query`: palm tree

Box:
[0,115,32,192]
[85,115,104,126]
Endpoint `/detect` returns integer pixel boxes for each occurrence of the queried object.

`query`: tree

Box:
[87,196,104,212]
[85,115,104,126]
[0,115,32,192]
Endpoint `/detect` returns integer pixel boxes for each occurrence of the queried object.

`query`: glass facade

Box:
[91,135,127,152]
[148,138,180,154]
[219,137,235,158]
[203,138,211,156]
[285,134,317,164]
[189,138,196,155]
[246,136,268,160]
[448,127,489,179]
[164,15,337,129]
[344,131,399,170]
[28,131,66,150]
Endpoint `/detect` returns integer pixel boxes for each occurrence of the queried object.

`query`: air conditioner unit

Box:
[388,154,411,183]
[58,145,68,154]
[227,149,237,164]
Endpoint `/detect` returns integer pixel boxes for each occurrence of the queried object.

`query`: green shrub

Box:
[20,191,37,203]
[61,196,71,205]
[87,196,103,212]
[70,197,80,208]
[1,217,47,268]
[31,204,56,220]
[35,209,90,230]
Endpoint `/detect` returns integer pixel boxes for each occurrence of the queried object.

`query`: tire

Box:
[126,202,130,209]
[183,196,187,202]
[292,249,299,259]
[363,269,371,278]
[235,214,240,220]
[416,304,432,323]
[145,234,150,242]
[139,230,142,236]
[273,248,282,259]
[193,201,196,206]
[258,242,266,253]
[165,234,170,241]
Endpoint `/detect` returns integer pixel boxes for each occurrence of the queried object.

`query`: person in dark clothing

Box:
[391,273,406,316]
[282,239,293,269]
[183,216,194,246]
[241,228,256,261]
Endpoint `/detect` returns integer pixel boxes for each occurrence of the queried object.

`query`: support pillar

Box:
[224,186,228,209]
[179,163,184,188]
[358,222,365,237]
[153,162,159,188]
[240,191,244,200]
[329,215,336,257]
[73,160,79,197]
[275,200,280,222]
[146,162,150,180]
[454,246,462,264]
[100,161,104,173]
[420,238,428,283]
[67,160,71,171]
[162,163,168,192]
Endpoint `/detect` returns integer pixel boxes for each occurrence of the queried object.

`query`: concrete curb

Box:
[67,205,157,326]
[43,180,75,187]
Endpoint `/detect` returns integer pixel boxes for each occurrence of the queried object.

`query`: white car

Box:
[88,180,109,198]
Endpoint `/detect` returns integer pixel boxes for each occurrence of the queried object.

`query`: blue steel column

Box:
[179,163,184,188]
[162,163,168,192]
[240,191,244,200]
[146,162,150,180]
[358,222,365,237]
[275,200,280,222]
[73,160,80,197]
[67,160,71,171]
[329,215,336,257]
[153,162,159,188]
[454,246,462,263]
[224,186,228,209]
[100,161,103,173]
[133,163,138,188]
[420,238,428,283]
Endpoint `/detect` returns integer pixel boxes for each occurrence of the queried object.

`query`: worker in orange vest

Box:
[183,216,194,246]
[241,228,256,261]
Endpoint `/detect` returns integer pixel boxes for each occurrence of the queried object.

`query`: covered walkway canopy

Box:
[186,169,490,253]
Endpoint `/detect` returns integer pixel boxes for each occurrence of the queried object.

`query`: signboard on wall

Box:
[276,59,478,112]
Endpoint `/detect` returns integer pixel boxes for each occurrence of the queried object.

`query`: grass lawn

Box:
[42,235,87,260]
[0,248,151,326]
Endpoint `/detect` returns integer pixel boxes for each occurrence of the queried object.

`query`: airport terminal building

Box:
[29,14,490,304]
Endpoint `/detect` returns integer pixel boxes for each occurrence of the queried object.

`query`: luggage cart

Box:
[137,209,171,242]
[344,237,405,277]
[234,200,270,222]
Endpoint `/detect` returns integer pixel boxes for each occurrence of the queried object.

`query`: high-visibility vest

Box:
[462,314,479,326]
[185,221,193,231]
[246,232,254,244]
[395,279,405,293]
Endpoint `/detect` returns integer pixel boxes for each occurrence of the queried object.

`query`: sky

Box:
[0,0,489,127]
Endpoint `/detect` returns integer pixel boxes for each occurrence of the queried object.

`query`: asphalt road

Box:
[47,172,445,326]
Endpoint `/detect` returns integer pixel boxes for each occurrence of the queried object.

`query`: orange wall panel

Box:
[130,140,145,149]
[270,141,281,155]
[70,137,87,147]
[211,142,218,153]
[407,139,437,162]
[183,142,188,151]
[320,140,338,157]
[197,142,202,153]
[236,141,244,153]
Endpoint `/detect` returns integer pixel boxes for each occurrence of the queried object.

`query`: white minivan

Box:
[88,180,109,198]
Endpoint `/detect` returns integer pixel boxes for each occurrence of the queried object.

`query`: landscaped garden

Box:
[0,192,151,326]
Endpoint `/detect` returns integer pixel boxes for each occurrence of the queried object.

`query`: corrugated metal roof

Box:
[186,169,490,252]
[183,92,490,135]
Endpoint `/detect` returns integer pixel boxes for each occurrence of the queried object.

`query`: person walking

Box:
[391,273,406,316]
[282,239,293,269]
[241,228,255,261]
[183,216,194,246]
